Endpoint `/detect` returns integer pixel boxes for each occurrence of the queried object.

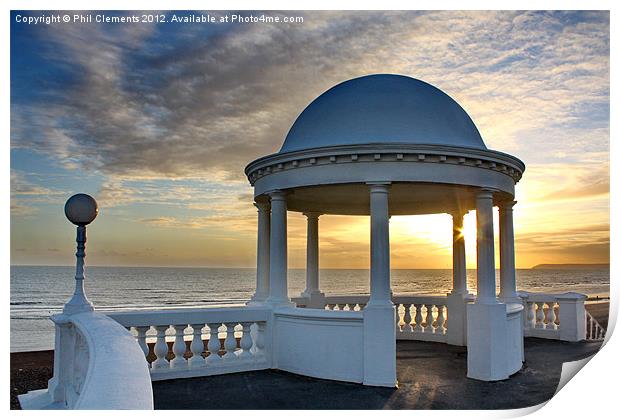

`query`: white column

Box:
[451,211,468,295]
[368,183,392,306]
[475,189,497,304]
[446,210,470,346]
[363,182,396,387]
[302,212,325,308]
[499,200,518,302]
[467,189,522,381]
[265,190,292,306]
[249,201,270,305]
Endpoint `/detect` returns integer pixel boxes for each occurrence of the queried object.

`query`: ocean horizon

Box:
[10,265,610,352]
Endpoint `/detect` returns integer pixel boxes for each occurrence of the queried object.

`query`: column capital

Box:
[498,200,517,211]
[476,188,497,201]
[267,190,287,201]
[367,182,391,194]
[303,211,321,219]
[449,209,469,219]
[254,201,271,212]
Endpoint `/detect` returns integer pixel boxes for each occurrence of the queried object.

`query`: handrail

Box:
[585,310,606,340]
[70,312,153,409]
[19,311,153,409]
[106,306,270,328]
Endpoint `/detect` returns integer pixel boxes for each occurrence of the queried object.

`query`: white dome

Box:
[280,74,486,153]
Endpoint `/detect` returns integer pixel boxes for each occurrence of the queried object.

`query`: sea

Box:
[10,265,610,352]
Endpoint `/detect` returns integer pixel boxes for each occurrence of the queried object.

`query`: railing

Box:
[324,294,368,311]
[296,294,450,343]
[521,294,561,339]
[520,291,588,342]
[107,307,271,381]
[394,295,448,343]
[19,311,153,409]
[298,291,596,344]
[586,310,606,340]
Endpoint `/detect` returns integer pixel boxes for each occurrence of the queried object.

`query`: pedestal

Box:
[466,301,522,381]
[446,292,471,346]
[363,304,397,387]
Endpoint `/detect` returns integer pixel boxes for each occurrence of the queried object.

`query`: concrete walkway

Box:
[153,338,602,410]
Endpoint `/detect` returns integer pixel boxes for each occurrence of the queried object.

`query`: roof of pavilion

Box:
[244,74,525,215]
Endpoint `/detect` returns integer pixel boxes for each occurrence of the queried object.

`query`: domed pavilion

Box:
[245,74,525,384]
[21,76,600,411]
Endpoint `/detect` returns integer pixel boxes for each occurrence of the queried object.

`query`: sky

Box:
[10,10,610,269]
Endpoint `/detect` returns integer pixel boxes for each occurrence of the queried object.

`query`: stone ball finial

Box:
[64,194,98,226]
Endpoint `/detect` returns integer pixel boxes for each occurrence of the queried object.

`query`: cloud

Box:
[11,11,609,182]
[10,201,37,216]
[10,170,66,216]
[11,170,65,196]
[10,11,610,267]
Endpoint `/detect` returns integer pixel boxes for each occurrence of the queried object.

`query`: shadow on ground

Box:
[9,338,602,409]
[153,338,602,409]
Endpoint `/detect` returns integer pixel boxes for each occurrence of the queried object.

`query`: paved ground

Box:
[153,338,602,410]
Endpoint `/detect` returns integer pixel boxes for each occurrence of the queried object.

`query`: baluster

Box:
[170,324,188,369]
[326,304,334,310]
[134,326,150,362]
[254,322,266,357]
[189,323,206,367]
[414,303,424,332]
[436,305,446,334]
[535,302,545,329]
[348,303,357,311]
[152,325,169,369]
[427,305,437,333]
[238,323,253,359]
[546,302,557,330]
[358,303,366,311]
[526,301,536,329]
[206,323,222,364]
[402,304,413,332]
[222,323,238,360]
[589,317,594,339]
[394,304,402,330]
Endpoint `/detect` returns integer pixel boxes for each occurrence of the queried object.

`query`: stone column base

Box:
[301,291,326,309]
[363,304,397,387]
[446,292,470,346]
[466,301,522,381]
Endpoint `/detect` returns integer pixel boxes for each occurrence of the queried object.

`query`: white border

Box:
[2,1,616,419]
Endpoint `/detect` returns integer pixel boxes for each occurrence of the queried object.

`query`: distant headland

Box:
[531,263,610,270]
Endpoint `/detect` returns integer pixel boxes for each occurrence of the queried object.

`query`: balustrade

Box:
[306,291,596,344]
[322,294,449,343]
[107,307,271,381]
[522,295,562,336]
[586,310,606,340]
[520,292,594,342]
[105,292,597,385]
